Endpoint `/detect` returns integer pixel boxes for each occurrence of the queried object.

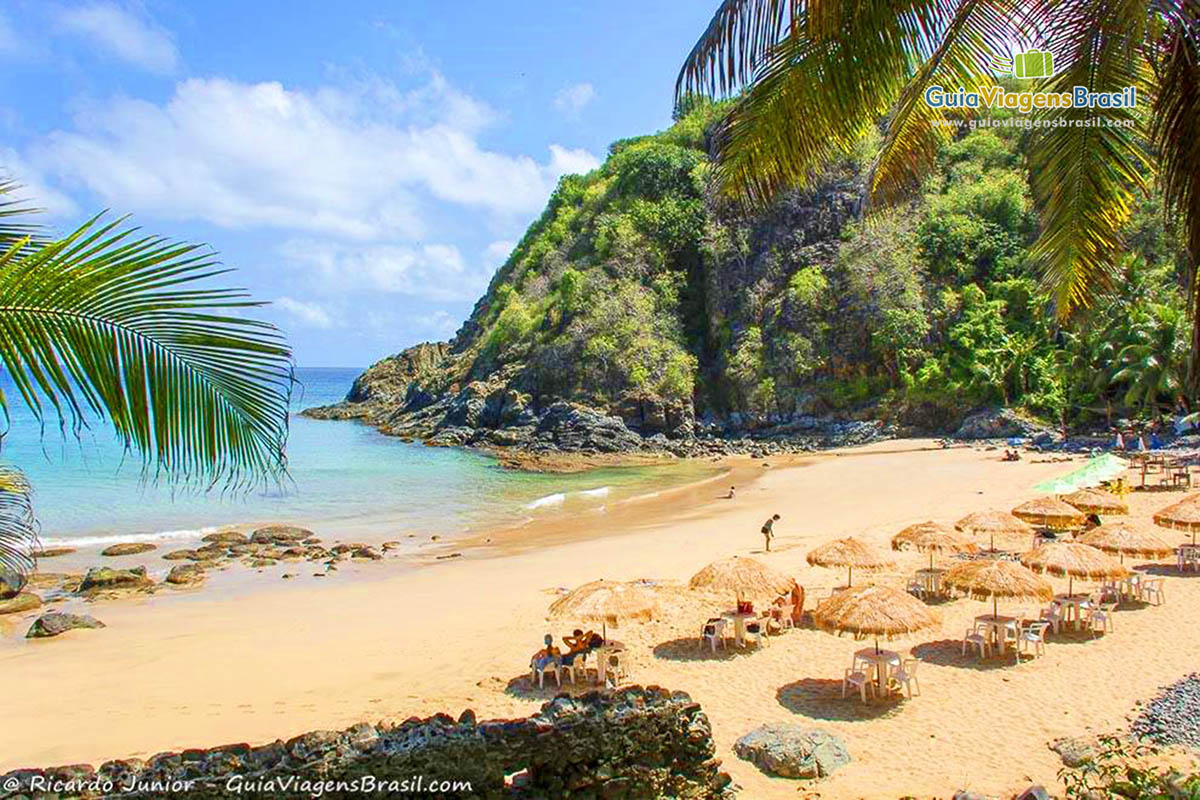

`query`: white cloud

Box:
[413,309,459,338]
[553,83,595,117]
[0,148,78,218]
[485,239,516,265]
[280,239,491,302]
[34,75,601,240]
[0,11,21,56]
[275,296,334,329]
[56,3,178,73]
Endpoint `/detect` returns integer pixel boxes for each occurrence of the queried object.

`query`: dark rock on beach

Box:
[32,547,76,559]
[0,592,41,615]
[26,612,105,638]
[166,564,206,586]
[734,724,850,779]
[1131,673,1200,749]
[78,566,154,594]
[251,526,314,545]
[0,564,25,599]
[0,685,731,799]
[162,549,199,561]
[202,531,249,546]
[100,542,157,557]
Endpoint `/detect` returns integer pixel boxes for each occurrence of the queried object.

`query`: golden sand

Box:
[3,440,1199,798]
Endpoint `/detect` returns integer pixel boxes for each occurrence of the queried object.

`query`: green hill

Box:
[307,100,1187,455]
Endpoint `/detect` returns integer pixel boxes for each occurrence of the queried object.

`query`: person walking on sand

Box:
[761,514,780,552]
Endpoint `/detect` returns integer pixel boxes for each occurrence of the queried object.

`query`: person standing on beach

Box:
[761,514,780,551]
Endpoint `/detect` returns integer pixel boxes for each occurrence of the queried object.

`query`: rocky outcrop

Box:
[954,408,1054,441]
[32,547,75,559]
[734,724,850,779]
[26,612,105,638]
[0,686,730,799]
[100,543,157,557]
[249,526,312,545]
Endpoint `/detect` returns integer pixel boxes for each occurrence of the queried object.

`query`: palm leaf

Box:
[708,0,940,207]
[0,466,36,582]
[676,0,800,99]
[1149,23,1200,388]
[0,179,45,252]
[867,0,1022,208]
[1027,0,1154,316]
[0,214,294,488]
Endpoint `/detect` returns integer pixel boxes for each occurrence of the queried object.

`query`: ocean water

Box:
[0,368,716,547]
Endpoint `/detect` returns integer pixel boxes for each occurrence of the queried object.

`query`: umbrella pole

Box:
[1069,576,1074,597]
[848,566,853,587]
[874,634,880,655]
[929,552,935,571]
[993,595,998,620]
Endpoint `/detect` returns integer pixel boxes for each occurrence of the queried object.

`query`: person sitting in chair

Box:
[531,633,561,672]
[561,629,596,667]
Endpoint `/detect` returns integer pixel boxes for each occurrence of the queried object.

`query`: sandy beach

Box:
[4,440,1199,798]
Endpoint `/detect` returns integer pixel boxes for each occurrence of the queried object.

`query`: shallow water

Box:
[0,368,717,546]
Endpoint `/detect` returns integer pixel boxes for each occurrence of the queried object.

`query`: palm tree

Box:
[1112,303,1185,412]
[678,1,1200,388]
[0,181,292,588]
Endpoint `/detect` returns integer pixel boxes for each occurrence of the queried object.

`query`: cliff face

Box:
[305,98,1188,456]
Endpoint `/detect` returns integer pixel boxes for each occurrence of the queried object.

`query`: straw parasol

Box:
[812,584,938,653]
[1061,487,1128,516]
[1079,521,1174,563]
[1012,497,1087,531]
[1020,542,1129,596]
[1153,495,1200,545]
[890,521,974,570]
[955,511,1035,552]
[941,559,1053,619]
[548,579,658,637]
[806,537,895,587]
[688,556,796,603]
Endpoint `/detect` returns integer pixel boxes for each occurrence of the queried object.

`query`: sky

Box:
[0,0,716,367]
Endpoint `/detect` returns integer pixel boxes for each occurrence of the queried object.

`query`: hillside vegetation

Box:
[310,100,1188,448]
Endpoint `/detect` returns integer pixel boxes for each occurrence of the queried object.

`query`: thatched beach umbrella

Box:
[1153,495,1200,545]
[955,511,1035,552]
[1079,522,1174,563]
[1062,487,1128,516]
[548,579,658,638]
[1012,497,1086,531]
[813,584,938,654]
[1020,542,1129,597]
[891,521,974,570]
[942,559,1053,619]
[806,537,895,587]
[688,556,796,603]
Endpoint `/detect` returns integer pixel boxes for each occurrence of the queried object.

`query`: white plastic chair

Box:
[603,650,628,687]
[530,658,560,689]
[1039,604,1064,634]
[1087,601,1116,636]
[842,666,875,702]
[1000,620,1020,653]
[906,577,926,599]
[562,651,589,684]
[890,658,920,698]
[699,618,727,653]
[1018,621,1049,658]
[962,624,990,658]
[743,614,770,648]
[1140,577,1165,606]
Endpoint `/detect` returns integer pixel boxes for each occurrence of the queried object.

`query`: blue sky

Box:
[0,0,715,367]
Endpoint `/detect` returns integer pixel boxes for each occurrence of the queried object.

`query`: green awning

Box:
[1033,453,1128,494]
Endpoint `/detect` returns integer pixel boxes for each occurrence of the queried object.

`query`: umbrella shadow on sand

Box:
[776,678,906,722]
[652,635,758,662]
[912,639,1021,671]
[1139,563,1200,578]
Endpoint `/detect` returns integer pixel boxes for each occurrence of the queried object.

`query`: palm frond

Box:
[0,214,294,488]
[1027,0,1154,317]
[0,466,36,582]
[676,0,800,100]
[0,179,45,251]
[1150,24,1200,387]
[867,0,1022,208]
[709,0,939,207]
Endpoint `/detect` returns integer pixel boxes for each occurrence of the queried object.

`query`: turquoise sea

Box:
[0,368,715,548]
